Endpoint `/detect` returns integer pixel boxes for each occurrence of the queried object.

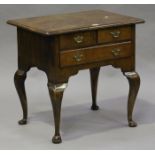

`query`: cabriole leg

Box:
[90,67,100,110]
[123,71,140,127]
[14,70,28,125]
[48,82,67,144]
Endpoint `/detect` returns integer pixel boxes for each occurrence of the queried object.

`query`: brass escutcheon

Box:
[73,53,84,62]
[111,48,121,57]
[74,35,84,44]
[110,30,121,38]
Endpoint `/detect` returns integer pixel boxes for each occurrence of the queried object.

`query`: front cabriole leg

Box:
[48,82,67,144]
[123,71,140,127]
[14,69,28,125]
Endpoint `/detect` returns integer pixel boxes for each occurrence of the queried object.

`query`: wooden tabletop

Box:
[7,10,144,36]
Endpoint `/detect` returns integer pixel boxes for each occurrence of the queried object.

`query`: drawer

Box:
[98,26,132,44]
[59,31,96,50]
[60,41,132,67]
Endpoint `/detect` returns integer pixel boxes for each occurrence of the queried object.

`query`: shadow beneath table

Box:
[31,96,155,141]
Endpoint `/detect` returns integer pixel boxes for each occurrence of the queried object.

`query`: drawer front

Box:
[60,42,132,67]
[59,31,96,50]
[98,26,132,44]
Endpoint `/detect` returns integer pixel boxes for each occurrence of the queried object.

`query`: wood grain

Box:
[7,10,144,35]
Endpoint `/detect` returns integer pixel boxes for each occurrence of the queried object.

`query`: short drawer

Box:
[98,26,132,44]
[60,41,132,67]
[59,31,96,50]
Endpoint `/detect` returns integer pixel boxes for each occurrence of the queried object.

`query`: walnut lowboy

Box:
[7,10,145,144]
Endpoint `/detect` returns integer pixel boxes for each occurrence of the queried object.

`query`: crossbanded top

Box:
[7,10,144,36]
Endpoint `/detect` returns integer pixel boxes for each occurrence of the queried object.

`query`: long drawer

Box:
[60,41,133,67]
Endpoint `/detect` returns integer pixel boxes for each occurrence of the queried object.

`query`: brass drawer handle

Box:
[110,31,121,38]
[74,35,84,44]
[73,53,84,62]
[111,48,121,57]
